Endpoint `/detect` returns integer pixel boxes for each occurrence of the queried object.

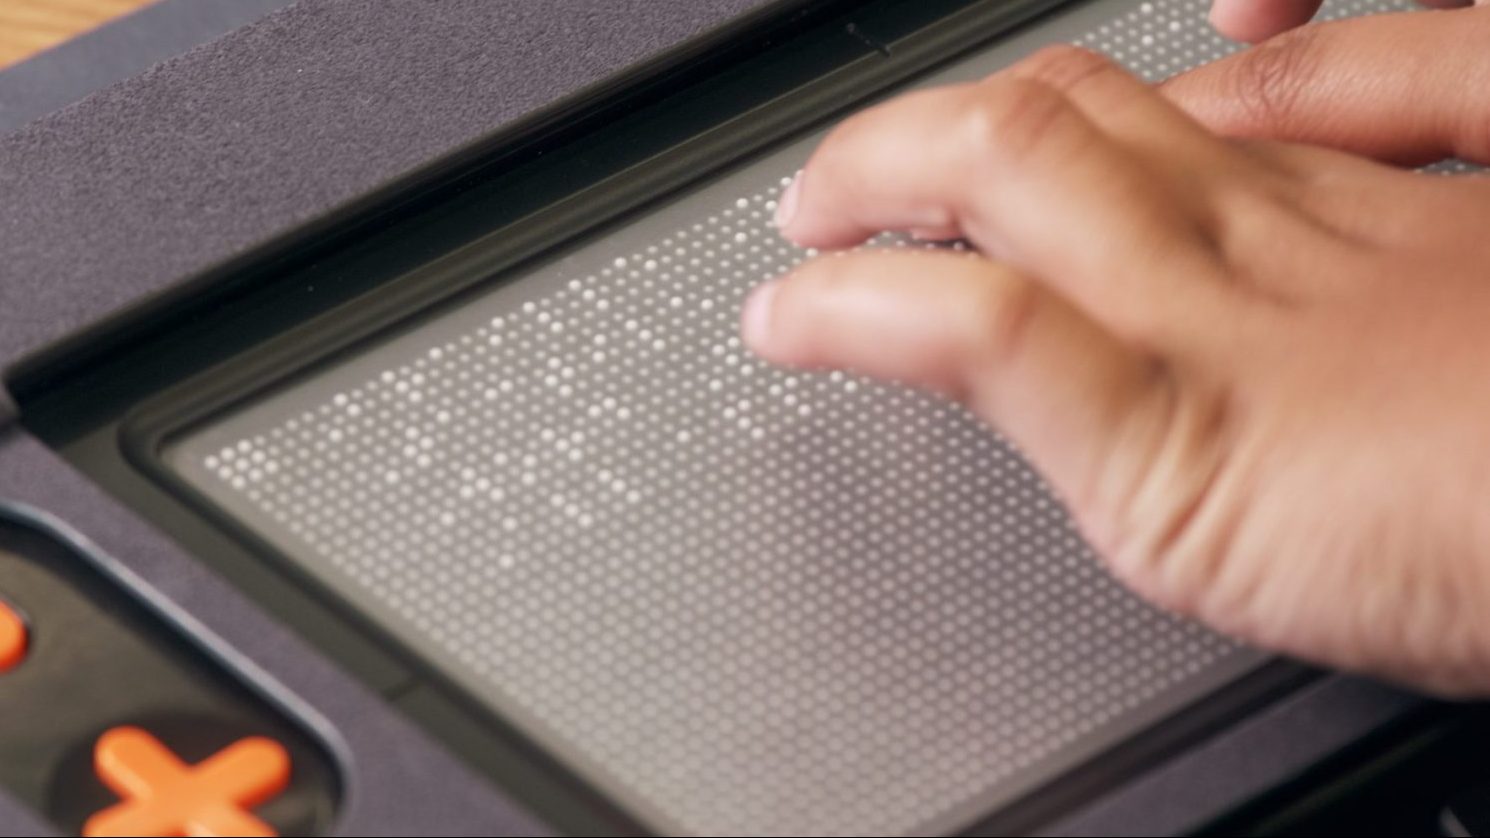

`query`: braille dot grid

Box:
[176,2,1455,836]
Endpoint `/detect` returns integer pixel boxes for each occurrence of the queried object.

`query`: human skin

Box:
[740,5,1490,695]
[1208,0,1477,43]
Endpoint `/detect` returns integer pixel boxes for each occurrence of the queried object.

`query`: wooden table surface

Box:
[0,0,159,68]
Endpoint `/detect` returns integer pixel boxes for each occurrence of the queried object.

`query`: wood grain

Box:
[0,0,159,68]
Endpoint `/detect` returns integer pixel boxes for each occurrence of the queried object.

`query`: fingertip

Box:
[774,174,802,232]
[771,171,833,249]
[1206,4,1269,43]
[741,280,782,357]
[772,170,861,250]
[1208,0,1321,43]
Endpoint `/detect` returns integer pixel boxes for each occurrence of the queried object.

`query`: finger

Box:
[741,248,1164,505]
[1007,44,1241,166]
[1243,139,1490,252]
[1207,0,1475,43]
[1164,7,1490,165]
[779,47,1231,341]
[1210,0,1325,43]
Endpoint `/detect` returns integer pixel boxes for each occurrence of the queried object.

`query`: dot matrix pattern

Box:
[177,2,1437,835]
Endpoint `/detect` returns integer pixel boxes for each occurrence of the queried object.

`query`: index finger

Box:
[777,47,1232,343]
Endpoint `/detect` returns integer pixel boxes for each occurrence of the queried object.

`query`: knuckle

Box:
[811,125,858,186]
[1011,44,1119,94]
[1227,27,1322,128]
[962,78,1072,166]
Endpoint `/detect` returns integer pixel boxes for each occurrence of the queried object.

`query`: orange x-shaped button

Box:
[83,726,291,837]
[0,600,25,673]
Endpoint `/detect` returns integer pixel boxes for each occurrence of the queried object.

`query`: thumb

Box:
[1166,5,1490,165]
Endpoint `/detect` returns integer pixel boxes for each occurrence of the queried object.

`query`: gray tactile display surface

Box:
[166,1,1427,836]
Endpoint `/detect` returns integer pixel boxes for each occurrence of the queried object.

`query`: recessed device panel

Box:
[159,1,1419,834]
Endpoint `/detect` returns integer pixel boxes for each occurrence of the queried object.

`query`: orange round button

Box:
[0,600,25,673]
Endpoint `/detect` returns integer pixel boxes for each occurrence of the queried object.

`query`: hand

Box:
[743,45,1490,696]
[1171,2,1490,166]
[1208,0,1478,43]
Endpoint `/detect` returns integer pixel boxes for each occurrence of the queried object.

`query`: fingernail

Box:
[742,281,779,349]
[775,174,802,230]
